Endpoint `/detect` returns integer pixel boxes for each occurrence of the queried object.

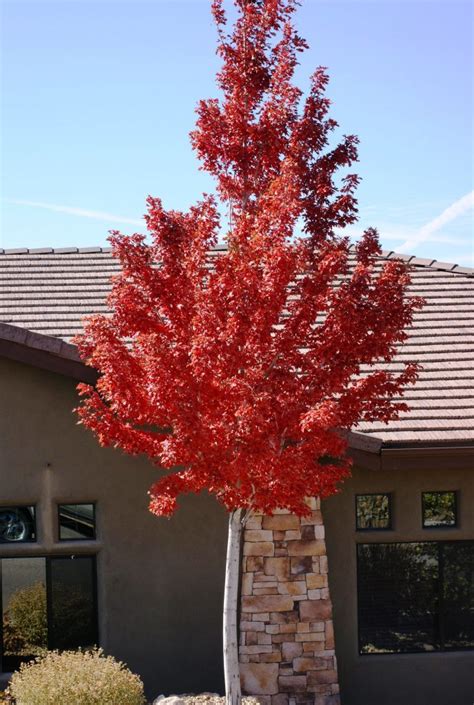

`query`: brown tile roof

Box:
[1,245,473,448]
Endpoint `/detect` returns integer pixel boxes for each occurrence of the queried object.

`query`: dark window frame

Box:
[421,491,458,529]
[355,493,393,532]
[57,503,97,542]
[0,554,99,673]
[0,505,37,544]
[356,539,474,656]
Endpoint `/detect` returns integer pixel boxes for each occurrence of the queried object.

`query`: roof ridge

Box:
[0,246,114,255]
[0,244,472,276]
[384,253,474,277]
[349,244,474,277]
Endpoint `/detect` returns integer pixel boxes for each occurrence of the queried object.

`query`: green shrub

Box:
[9,648,146,705]
[5,582,47,654]
[2,613,27,656]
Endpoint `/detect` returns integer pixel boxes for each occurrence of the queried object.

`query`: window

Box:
[58,504,96,541]
[357,541,474,654]
[0,506,36,544]
[356,494,392,530]
[422,491,457,528]
[0,555,98,672]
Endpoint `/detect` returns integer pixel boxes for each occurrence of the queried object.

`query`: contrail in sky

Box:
[9,195,473,252]
[397,191,474,253]
[8,199,144,227]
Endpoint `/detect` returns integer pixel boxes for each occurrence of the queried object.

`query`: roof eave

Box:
[343,430,474,457]
[380,442,474,456]
[0,322,96,384]
[2,323,473,459]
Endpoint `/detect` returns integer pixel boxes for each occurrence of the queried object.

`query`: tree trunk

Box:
[223,508,245,705]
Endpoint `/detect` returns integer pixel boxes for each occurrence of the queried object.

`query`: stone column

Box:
[239,498,340,705]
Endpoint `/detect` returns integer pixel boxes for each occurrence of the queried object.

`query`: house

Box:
[0,245,472,705]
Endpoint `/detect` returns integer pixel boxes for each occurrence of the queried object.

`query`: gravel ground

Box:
[188,698,260,705]
[0,688,262,705]
[155,695,261,705]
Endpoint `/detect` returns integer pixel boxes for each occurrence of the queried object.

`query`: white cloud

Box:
[397,191,474,253]
[7,199,144,227]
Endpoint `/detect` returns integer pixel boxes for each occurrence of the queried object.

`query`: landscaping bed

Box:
[1,691,261,705]
[155,697,260,705]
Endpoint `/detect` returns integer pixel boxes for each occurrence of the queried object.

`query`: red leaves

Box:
[75,0,422,520]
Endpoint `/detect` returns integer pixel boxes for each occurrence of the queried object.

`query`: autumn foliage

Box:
[75,0,422,518]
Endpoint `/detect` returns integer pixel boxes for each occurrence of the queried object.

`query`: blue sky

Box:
[1,0,472,264]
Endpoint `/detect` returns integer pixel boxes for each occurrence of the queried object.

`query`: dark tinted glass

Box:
[422,492,457,528]
[358,541,474,655]
[0,506,36,543]
[356,494,391,530]
[1,557,47,671]
[358,542,439,653]
[58,504,96,540]
[442,542,474,649]
[49,556,97,650]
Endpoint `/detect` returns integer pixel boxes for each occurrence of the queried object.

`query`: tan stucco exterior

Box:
[0,356,228,698]
[1,354,474,704]
[323,460,474,705]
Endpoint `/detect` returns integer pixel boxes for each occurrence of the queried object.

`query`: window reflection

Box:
[58,504,96,541]
[358,541,474,654]
[422,492,457,528]
[443,542,474,650]
[0,506,36,543]
[358,542,439,654]
[1,557,47,671]
[1,556,98,672]
[356,494,391,530]
[50,556,97,650]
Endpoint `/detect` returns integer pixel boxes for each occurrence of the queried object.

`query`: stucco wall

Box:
[322,461,474,705]
[2,355,473,704]
[0,356,228,698]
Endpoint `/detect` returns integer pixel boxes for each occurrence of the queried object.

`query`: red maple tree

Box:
[75,0,422,701]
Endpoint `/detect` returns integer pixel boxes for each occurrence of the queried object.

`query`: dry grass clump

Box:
[9,648,146,705]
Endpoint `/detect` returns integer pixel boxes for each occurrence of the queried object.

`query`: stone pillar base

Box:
[239,499,340,705]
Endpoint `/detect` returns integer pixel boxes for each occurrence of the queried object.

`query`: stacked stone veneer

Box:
[239,498,340,705]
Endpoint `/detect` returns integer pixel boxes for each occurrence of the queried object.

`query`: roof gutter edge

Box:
[380,444,474,457]
[0,323,96,383]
